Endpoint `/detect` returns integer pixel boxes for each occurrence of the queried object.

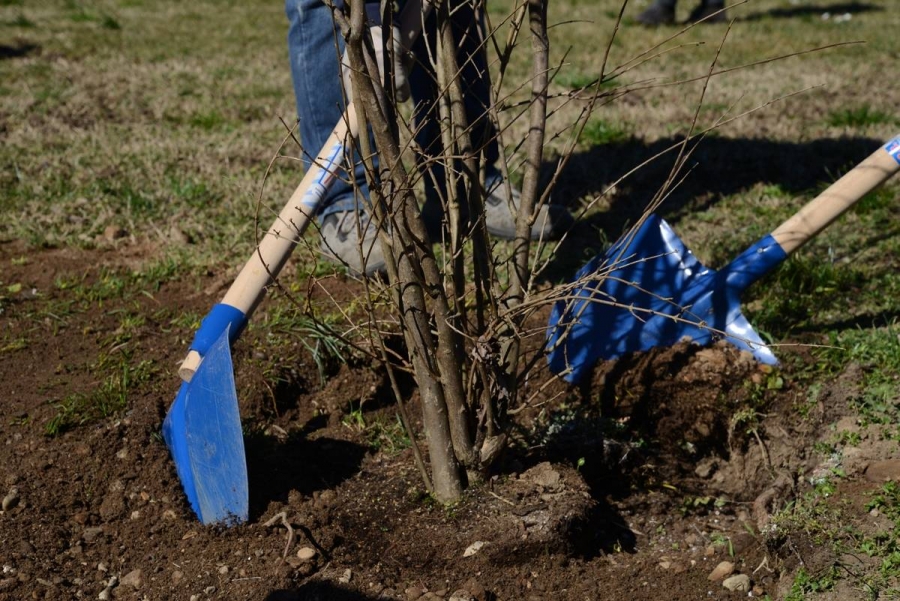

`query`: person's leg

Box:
[285,0,386,276]
[410,1,571,241]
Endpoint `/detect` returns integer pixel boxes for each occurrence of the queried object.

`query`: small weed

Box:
[580,119,630,146]
[45,357,154,436]
[554,71,619,91]
[188,110,230,131]
[784,567,838,600]
[827,106,897,128]
[9,14,34,27]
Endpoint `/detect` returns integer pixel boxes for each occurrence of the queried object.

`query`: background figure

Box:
[285,0,570,276]
[636,0,727,25]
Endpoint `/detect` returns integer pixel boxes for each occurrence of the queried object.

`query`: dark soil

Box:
[0,240,893,600]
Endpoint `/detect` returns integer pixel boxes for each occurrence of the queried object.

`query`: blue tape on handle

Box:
[188,303,247,357]
[886,137,900,165]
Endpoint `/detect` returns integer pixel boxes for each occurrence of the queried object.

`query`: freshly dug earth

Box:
[0,241,895,601]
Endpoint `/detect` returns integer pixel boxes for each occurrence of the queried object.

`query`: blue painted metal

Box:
[163,326,249,524]
[547,215,788,384]
[188,303,248,356]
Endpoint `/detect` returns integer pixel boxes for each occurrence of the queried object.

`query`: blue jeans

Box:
[285,0,500,218]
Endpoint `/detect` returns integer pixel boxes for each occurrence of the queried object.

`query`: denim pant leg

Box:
[285,0,369,217]
[408,2,500,207]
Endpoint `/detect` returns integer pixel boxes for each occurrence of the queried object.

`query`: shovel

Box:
[162,2,428,524]
[547,136,900,384]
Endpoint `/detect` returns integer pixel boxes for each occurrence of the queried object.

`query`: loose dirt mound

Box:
[0,242,890,600]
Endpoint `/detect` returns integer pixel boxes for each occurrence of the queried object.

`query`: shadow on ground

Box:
[0,41,39,60]
[544,134,887,278]
[740,1,883,22]
[245,432,367,520]
[265,583,381,601]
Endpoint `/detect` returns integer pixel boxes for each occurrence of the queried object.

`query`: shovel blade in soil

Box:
[163,327,248,525]
[547,215,785,383]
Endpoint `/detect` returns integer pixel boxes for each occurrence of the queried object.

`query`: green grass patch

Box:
[45,356,155,436]
[827,106,897,129]
[580,118,630,146]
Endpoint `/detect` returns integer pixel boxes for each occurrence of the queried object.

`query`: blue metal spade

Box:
[547,136,900,384]
[163,327,248,524]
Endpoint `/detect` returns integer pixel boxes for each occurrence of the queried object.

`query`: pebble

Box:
[97,563,108,573]
[83,528,105,544]
[449,589,474,601]
[463,541,485,557]
[339,568,352,583]
[2,488,19,511]
[190,596,200,601]
[102,225,128,241]
[172,570,183,583]
[405,585,426,600]
[296,547,316,561]
[204,586,216,595]
[707,561,734,581]
[722,574,751,592]
[98,492,125,521]
[120,569,143,590]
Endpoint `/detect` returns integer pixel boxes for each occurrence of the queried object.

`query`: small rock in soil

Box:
[339,568,352,583]
[296,547,316,561]
[449,590,474,601]
[462,578,487,601]
[707,561,734,581]
[865,459,900,482]
[463,541,485,557]
[524,462,561,489]
[2,487,19,511]
[405,585,426,600]
[102,225,129,241]
[172,570,183,583]
[120,569,143,590]
[98,493,125,521]
[82,528,105,544]
[722,574,751,592]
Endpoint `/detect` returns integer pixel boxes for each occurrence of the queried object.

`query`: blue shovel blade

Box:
[547,215,785,383]
[162,327,248,525]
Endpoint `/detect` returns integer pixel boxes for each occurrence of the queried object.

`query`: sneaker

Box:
[484,174,573,241]
[635,3,676,25]
[320,210,386,277]
[687,3,727,22]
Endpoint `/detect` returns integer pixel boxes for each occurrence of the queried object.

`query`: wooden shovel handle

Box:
[772,138,900,254]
